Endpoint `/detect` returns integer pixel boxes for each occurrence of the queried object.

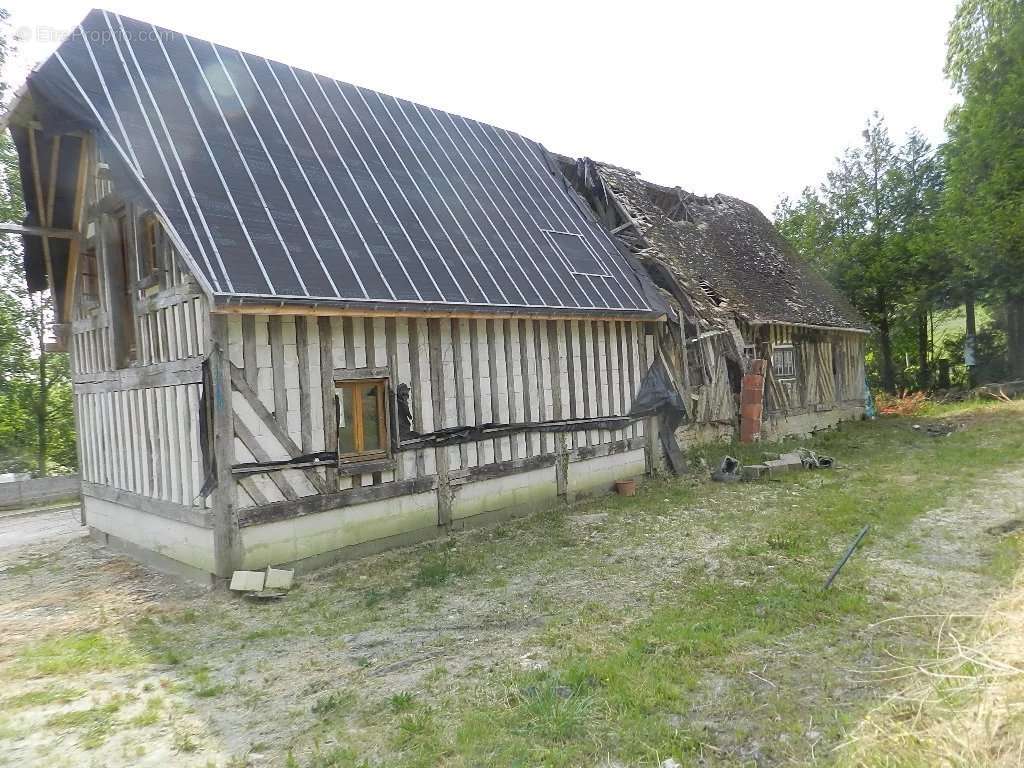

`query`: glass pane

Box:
[362,384,382,451]
[338,387,356,455]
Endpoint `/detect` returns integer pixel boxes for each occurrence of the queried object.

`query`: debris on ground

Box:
[229,570,265,592]
[912,422,961,437]
[230,566,295,596]
[265,566,295,590]
[823,524,870,590]
[877,390,928,416]
[710,456,741,482]
[797,447,835,468]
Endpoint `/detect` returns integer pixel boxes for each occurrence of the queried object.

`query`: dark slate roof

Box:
[569,160,868,331]
[23,10,661,317]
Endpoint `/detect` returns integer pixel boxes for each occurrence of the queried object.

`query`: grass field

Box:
[2,400,1023,767]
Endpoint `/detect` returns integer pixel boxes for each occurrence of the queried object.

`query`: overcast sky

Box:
[3,0,959,215]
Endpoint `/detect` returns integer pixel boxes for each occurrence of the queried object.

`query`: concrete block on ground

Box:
[230,570,265,592]
[264,566,294,590]
[741,464,769,481]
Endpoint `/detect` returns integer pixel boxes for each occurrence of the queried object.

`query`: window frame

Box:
[335,377,391,463]
[541,229,612,279]
[137,214,162,290]
[772,344,797,380]
[79,245,101,310]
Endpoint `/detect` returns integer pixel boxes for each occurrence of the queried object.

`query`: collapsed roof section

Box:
[16,9,664,319]
[561,158,869,333]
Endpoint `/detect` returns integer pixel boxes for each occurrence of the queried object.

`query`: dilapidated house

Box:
[3,11,673,583]
[560,159,870,443]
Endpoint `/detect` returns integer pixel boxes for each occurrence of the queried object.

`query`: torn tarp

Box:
[628,357,687,423]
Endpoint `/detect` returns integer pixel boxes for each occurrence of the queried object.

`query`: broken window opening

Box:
[336,378,390,462]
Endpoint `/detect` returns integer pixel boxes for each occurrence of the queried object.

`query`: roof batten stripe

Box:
[151,26,276,294]
[407,101,534,305]
[28,11,664,317]
[107,12,225,292]
[372,90,510,305]
[331,82,466,303]
[353,85,490,304]
[511,134,650,309]
[310,72,425,301]
[222,48,348,298]
[325,77,443,301]
[252,57,368,299]
[78,24,141,173]
[181,34,310,296]
[50,48,219,299]
[428,108,557,306]
[284,66,398,300]
[466,120,604,309]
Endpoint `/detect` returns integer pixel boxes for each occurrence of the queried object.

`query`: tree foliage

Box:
[0,8,76,474]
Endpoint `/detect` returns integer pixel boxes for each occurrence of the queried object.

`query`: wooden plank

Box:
[210,314,239,577]
[241,315,257,389]
[427,319,451,525]
[564,320,579,449]
[486,319,503,463]
[318,316,338,491]
[64,136,92,322]
[407,318,426,477]
[294,317,314,454]
[533,320,549,453]
[269,316,287,419]
[469,319,485,462]
[451,319,469,468]
[384,317,404,481]
[26,129,56,299]
[72,356,203,391]
[234,418,298,500]
[502,319,519,462]
[229,363,327,494]
[214,302,667,323]
[239,477,270,507]
[517,319,534,457]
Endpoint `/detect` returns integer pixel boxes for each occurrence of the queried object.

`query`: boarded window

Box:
[772,345,796,379]
[543,230,610,277]
[336,379,389,461]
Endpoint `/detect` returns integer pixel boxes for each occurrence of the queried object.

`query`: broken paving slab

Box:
[229,570,266,592]
[264,566,294,591]
[742,464,769,481]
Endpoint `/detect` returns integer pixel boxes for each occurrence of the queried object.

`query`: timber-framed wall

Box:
[61,141,659,583]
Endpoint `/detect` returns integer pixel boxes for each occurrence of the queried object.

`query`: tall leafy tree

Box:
[944,0,1024,376]
[0,7,76,473]
[776,117,947,392]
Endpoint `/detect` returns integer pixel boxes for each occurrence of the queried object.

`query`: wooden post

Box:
[209,314,238,581]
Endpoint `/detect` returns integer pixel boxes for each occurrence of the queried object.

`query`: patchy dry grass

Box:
[1,402,1023,767]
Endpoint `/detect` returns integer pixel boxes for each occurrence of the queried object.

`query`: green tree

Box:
[944,0,1024,376]
[0,7,76,474]
[776,117,948,392]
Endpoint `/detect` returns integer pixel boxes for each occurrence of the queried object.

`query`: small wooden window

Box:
[772,345,796,379]
[336,379,389,461]
[80,246,100,306]
[141,215,161,277]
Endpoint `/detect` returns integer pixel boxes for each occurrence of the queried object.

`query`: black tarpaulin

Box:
[629,356,687,423]
[22,9,666,319]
